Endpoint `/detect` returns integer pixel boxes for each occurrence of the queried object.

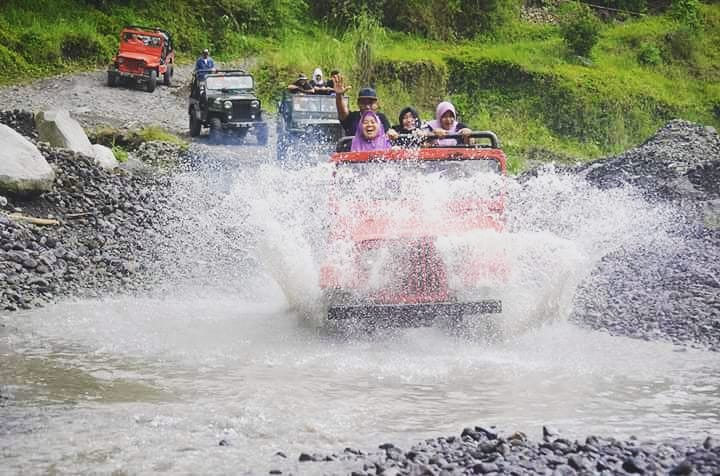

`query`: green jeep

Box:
[276,92,346,162]
[188,70,268,144]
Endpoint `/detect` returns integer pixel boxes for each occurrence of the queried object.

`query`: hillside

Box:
[1,0,718,169]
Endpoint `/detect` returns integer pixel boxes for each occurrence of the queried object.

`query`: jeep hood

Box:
[116,52,155,63]
[332,199,503,242]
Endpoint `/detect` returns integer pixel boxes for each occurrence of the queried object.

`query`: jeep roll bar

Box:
[124,25,172,40]
[335,131,500,153]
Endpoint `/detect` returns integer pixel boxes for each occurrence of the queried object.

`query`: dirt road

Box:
[0,66,194,134]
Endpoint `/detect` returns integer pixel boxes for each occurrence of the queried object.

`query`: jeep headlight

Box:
[214,98,223,106]
[250,100,260,109]
[223,101,232,109]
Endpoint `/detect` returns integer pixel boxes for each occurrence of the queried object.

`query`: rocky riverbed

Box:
[1,68,720,473]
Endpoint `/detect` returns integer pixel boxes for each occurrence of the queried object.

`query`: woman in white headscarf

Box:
[310,67,332,94]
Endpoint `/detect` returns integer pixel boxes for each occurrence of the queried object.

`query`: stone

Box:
[35,109,93,156]
[0,125,55,195]
[91,144,119,170]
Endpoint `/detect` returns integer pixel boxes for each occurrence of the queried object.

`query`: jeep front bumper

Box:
[327,300,502,326]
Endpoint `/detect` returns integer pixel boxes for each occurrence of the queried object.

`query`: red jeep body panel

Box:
[320,145,508,323]
[111,27,173,77]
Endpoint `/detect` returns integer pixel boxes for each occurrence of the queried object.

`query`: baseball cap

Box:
[203,48,209,53]
[358,87,378,100]
[298,73,308,80]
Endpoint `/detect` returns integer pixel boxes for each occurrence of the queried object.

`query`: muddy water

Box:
[2,148,719,474]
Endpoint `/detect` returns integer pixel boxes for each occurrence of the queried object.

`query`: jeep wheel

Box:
[256,125,269,146]
[209,118,223,142]
[189,111,201,137]
[163,66,173,86]
[107,72,118,87]
[146,70,157,93]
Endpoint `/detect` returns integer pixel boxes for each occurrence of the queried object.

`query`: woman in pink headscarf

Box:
[350,111,392,152]
[424,101,472,146]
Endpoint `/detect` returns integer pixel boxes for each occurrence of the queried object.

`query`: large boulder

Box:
[91,144,119,170]
[0,124,55,195]
[35,109,117,170]
[35,109,93,155]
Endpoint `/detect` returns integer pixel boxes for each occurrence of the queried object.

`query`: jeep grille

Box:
[231,100,255,121]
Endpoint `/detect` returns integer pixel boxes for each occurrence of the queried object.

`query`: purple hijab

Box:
[428,101,459,146]
[350,111,391,152]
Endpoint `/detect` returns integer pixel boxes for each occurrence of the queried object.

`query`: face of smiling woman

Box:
[440,110,455,130]
[361,115,379,139]
[401,112,417,130]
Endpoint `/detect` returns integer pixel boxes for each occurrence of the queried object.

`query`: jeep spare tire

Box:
[146,70,157,93]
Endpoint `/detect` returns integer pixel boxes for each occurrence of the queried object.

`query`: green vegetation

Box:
[1,0,718,169]
[111,145,129,162]
[134,126,186,147]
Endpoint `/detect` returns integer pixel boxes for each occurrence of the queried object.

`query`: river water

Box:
[2,145,719,474]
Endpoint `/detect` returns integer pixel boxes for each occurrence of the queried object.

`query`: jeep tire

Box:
[163,66,173,86]
[189,110,201,137]
[146,70,157,93]
[209,118,223,142]
[107,71,118,87]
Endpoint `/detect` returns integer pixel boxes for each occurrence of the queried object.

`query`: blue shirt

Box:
[195,57,215,80]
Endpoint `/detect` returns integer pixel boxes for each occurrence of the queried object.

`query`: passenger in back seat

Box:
[424,101,472,146]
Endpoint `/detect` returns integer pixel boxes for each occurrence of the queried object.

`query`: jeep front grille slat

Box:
[231,101,253,121]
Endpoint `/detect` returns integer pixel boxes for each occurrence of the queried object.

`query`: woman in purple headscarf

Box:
[350,111,392,152]
[424,101,472,146]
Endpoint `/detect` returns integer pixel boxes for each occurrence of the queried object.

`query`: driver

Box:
[195,48,216,81]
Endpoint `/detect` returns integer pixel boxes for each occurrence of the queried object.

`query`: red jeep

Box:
[320,132,509,330]
[107,26,175,92]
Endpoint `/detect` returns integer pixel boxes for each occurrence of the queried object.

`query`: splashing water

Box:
[2,149,716,475]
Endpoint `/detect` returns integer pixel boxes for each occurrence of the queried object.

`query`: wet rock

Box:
[218,439,231,446]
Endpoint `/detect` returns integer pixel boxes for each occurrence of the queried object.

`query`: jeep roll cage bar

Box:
[335,131,500,153]
[124,25,173,41]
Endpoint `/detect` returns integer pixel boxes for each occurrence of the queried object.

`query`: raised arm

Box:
[332,74,351,122]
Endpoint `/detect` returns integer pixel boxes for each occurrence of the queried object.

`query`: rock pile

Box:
[0,109,36,141]
[0,144,171,311]
[289,427,719,475]
[570,120,720,350]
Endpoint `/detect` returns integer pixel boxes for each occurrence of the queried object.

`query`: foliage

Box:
[111,145,129,162]
[637,41,662,65]
[559,2,603,57]
[133,126,186,146]
[670,0,702,31]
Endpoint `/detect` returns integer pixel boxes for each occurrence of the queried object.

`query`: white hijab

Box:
[312,68,324,85]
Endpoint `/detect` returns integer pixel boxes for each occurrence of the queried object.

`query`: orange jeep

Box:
[107,26,175,92]
[320,132,509,330]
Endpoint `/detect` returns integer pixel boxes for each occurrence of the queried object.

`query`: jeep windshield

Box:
[334,158,503,200]
[292,95,337,113]
[122,32,161,49]
[206,75,253,91]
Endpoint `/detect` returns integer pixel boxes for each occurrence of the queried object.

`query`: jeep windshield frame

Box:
[205,75,254,91]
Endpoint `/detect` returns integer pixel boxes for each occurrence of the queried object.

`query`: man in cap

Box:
[195,48,216,81]
[287,73,315,94]
[332,73,397,138]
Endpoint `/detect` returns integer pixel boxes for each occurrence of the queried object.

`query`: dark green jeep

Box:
[188,70,268,144]
[276,92,347,162]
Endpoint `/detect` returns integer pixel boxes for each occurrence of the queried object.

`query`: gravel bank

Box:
[569,120,720,351]
[283,427,719,475]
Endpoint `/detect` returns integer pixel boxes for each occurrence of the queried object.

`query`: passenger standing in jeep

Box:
[195,48,215,81]
[332,74,397,139]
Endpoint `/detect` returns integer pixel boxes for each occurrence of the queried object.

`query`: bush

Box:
[637,41,662,65]
[662,26,696,62]
[670,0,702,31]
[559,2,602,57]
[60,31,111,62]
[17,31,62,68]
